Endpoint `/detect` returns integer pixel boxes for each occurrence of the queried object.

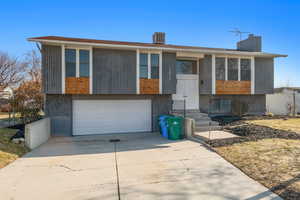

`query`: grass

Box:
[0,128,29,168]
[215,138,300,200]
[247,118,300,134]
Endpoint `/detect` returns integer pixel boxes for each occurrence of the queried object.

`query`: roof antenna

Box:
[229,28,250,40]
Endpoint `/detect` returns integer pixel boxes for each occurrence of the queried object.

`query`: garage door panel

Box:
[73,100,151,135]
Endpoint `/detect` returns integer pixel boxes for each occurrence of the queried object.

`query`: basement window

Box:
[210,99,232,113]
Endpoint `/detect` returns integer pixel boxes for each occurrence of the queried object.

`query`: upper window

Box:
[65,49,76,77]
[228,58,238,81]
[216,57,225,80]
[65,48,90,78]
[241,59,251,81]
[139,53,148,78]
[79,50,90,77]
[151,54,159,79]
[139,53,160,79]
[176,60,197,74]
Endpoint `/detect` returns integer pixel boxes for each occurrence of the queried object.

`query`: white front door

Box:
[172,74,199,110]
[73,100,152,135]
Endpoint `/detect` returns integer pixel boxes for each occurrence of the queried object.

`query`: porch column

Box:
[212,54,216,95]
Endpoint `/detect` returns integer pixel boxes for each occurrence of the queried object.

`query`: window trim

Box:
[62,45,92,94]
[136,50,162,94]
[138,51,161,80]
[213,55,254,94]
[215,56,252,81]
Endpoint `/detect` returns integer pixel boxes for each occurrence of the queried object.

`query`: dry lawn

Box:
[0,128,29,168]
[216,138,300,200]
[248,118,300,134]
[0,112,9,120]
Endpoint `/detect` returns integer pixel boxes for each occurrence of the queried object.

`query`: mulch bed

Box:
[206,120,300,147]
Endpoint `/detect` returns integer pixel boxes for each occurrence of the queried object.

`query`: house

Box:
[28,33,286,136]
[0,87,13,99]
[267,87,300,115]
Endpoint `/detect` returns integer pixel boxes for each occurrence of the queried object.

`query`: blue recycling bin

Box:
[158,115,171,139]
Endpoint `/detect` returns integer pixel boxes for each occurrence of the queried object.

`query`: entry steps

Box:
[171,110,221,132]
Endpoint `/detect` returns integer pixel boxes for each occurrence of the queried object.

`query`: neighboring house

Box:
[267,87,300,115]
[28,33,286,136]
[0,87,13,99]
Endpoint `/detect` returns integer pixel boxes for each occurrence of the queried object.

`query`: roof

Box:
[28,36,288,58]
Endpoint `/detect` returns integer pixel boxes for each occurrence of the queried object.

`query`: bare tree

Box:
[10,49,43,124]
[0,52,25,89]
[23,50,41,82]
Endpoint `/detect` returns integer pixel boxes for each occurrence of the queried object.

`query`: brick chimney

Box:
[237,34,262,52]
[152,32,165,44]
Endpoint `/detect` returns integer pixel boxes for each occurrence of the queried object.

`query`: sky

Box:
[0,0,299,87]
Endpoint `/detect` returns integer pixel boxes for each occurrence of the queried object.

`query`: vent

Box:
[152,32,165,44]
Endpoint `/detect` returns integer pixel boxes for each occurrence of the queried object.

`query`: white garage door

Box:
[73,100,152,135]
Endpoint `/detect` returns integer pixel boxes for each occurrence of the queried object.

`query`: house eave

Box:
[28,38,288,58]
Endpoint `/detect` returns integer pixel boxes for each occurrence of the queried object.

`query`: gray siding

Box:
[45,94,72,136]
[237,34,262,52]
[199,94,266,115]
[45,94,172,136]
[255,57,274,94]
[93,48,136,94]
[199,55,212,94]
[162,52,177,94]
[42,45,62,94]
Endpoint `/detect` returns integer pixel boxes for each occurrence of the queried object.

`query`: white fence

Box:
[266,93,300,115]
[25,118,51,149]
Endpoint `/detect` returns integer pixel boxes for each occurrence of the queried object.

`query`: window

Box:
[65,49,76,77]
[176,60,197,74]
[139,53,160,79]
[210,99,232,113]
[216,57,225,80]
[65,48,90,78]
[140,53,148,78]
[228,58,238,80]
[79,50,90,77]
[241,59,251,81]
[151,54,159,79]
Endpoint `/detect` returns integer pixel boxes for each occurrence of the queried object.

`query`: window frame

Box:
[215,56,252,82]
[64,47,91,78]
[139,51,161,79]
[175,59,197,75]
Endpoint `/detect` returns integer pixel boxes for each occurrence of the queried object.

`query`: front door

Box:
[172,60,199,110]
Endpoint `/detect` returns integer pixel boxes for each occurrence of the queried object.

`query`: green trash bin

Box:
[167,116,184,140]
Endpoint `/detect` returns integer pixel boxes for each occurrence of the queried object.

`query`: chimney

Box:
[237,34,262,52]
[152,32,165,44]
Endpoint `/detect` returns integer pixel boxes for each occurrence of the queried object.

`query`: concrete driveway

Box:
[0,132,281,200]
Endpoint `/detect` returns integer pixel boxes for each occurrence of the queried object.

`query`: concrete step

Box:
[195,125,222,132]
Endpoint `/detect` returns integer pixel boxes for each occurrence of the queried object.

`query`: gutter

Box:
[28,38,288,58]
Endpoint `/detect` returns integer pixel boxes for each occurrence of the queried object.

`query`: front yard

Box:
[216,138,300,200]
[248,118,300,134]
[0,128,29,168]
[210,117,300,200]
